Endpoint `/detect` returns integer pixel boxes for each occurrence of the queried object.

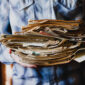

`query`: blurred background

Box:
[0,63,13,85]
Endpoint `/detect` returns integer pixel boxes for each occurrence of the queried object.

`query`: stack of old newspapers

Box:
[0,19,85,66]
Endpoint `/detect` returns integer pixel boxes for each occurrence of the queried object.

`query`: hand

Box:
[9,49,37,68]
[9,31,50,68]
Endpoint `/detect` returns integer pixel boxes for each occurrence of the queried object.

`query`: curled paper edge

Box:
[74,56,85,63]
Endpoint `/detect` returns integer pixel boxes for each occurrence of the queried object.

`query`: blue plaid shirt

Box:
[0,0,83,85]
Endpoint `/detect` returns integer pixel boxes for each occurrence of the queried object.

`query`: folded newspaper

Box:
[0,19,85,66]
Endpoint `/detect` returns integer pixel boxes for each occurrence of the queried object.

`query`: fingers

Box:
[17,62,37,68]
[9,49,37,68]
[13,55,37,68]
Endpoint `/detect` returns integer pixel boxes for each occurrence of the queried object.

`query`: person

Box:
[0,0,85,85]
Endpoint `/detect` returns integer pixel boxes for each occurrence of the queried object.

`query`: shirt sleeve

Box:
[0,0,14,64]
